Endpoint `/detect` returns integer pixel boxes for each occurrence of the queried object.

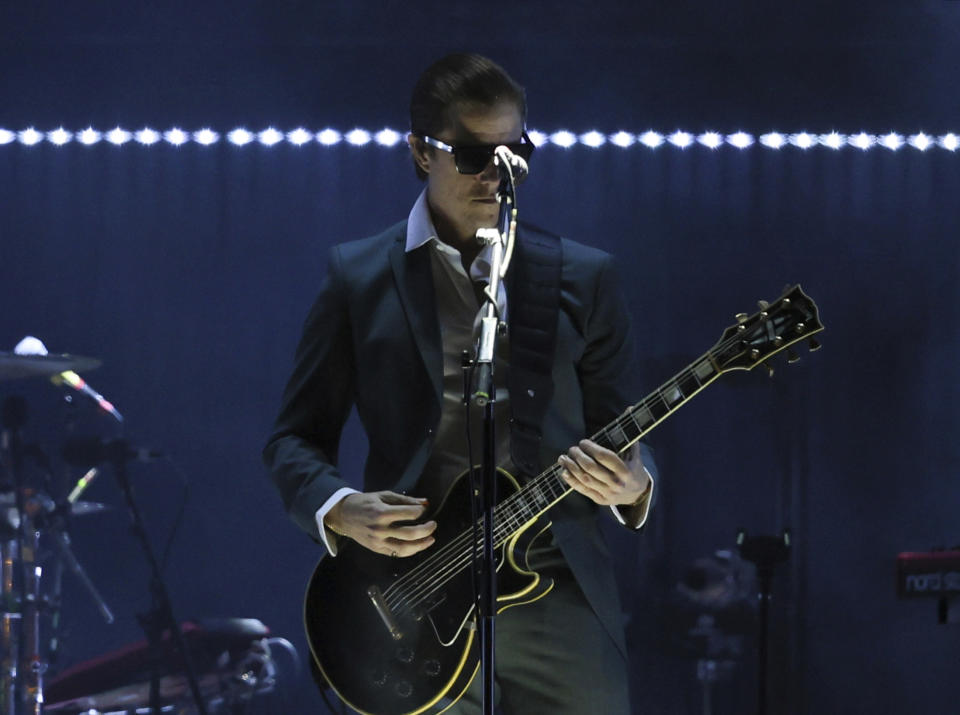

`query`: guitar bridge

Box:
[367,584,403,640]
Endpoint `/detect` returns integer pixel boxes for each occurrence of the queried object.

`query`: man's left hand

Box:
[558,439,650,506]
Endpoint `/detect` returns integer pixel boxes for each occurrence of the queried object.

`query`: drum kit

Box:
[0,348,296,714]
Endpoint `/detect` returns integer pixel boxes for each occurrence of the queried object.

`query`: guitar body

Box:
[303,469,554,715]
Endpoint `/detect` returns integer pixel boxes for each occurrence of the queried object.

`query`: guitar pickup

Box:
[367,584,404,640]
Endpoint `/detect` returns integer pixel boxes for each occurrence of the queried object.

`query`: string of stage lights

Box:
[0,127,957,152]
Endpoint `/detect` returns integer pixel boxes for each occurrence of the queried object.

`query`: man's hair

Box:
[409,53,527,180]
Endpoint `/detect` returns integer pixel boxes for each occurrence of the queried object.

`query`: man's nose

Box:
[478,155,499,181]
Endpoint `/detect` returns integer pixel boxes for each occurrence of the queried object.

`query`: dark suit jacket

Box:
[263,220,657,658]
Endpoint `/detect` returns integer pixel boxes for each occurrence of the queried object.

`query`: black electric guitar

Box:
[304,284,824,715]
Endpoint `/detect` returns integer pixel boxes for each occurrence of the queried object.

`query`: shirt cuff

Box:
[610,465,655,529]
[315,487,360,556]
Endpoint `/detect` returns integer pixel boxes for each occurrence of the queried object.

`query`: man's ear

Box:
[407,133,430,174]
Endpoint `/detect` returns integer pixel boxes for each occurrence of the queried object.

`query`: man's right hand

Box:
[323,491,437,557]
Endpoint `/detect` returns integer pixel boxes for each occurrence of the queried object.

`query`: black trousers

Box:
[445,568,631,715]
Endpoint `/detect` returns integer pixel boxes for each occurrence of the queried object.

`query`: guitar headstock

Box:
[711,285,824,374]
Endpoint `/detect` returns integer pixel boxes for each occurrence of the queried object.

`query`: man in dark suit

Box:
[264,53,656,714]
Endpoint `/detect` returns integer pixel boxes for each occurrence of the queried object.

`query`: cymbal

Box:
[0,352,102,381]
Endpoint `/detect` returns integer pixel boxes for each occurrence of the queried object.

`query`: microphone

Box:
[61,436,162,468]
[51,371,124,423]
[494,145,529,185]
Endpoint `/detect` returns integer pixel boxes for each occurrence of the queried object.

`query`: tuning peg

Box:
[782,283,793,294]
[808,337,821,352]
[764,362,775,377]
[735,312,749,324]
[757,300,769,311]
[787,349,800,364]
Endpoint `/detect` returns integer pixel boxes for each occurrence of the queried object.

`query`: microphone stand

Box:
[469,153,519,715]
[106,443,208,715]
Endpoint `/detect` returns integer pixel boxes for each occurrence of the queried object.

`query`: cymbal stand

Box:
[0,539,18,715]
[34,501,114,626]
[1,395,46,715]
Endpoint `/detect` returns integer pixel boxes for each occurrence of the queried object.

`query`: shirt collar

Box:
[404,189,503,286]
[405,189,439,253]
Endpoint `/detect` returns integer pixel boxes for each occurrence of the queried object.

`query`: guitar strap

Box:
[506,224,562,479]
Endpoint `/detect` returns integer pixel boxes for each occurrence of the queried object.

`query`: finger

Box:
[385,534,436,557]
[385,521,438,541]
[560,467,611,505]
[562,451,621,489]
[380,491,430,506]
[579,439,628,473]
[377,502,431,523]
[574,444,626,487]
[559,456,602,494]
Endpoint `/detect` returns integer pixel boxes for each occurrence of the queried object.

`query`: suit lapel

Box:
[388,237,443,405]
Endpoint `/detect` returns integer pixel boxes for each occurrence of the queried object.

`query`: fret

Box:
[630,405,653,433]
[646,393,670,421]
[693,356,717,382]
[661,383,683,406]
[541,476,561,503]
[606,423,630,450]
[676,372,701,400]
[531,484,550,510]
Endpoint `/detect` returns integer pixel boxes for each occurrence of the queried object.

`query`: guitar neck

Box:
[492,349,723,541]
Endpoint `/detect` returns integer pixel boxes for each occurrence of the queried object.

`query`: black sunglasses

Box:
[417,132,535,175]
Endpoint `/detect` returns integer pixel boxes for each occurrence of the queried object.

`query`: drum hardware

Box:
[74,416,207,714]
[0,349,117,715]
[2,341,299,712]
[1,394,49,715]
[43,619,293,714]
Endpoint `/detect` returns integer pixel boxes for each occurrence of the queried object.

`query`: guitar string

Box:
[384,309,810,614]
[382,332,754,614]
[384,464,571,614]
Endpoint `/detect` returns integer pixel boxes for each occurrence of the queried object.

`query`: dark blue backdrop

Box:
[2,2,959,713]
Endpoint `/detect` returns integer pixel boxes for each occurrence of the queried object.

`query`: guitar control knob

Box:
[369,668,388,687]
[395,680,414,698]
[424,659,442,677]
[396,647,414,664]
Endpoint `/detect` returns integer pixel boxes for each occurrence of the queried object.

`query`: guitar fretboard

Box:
[491,350,721,541]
